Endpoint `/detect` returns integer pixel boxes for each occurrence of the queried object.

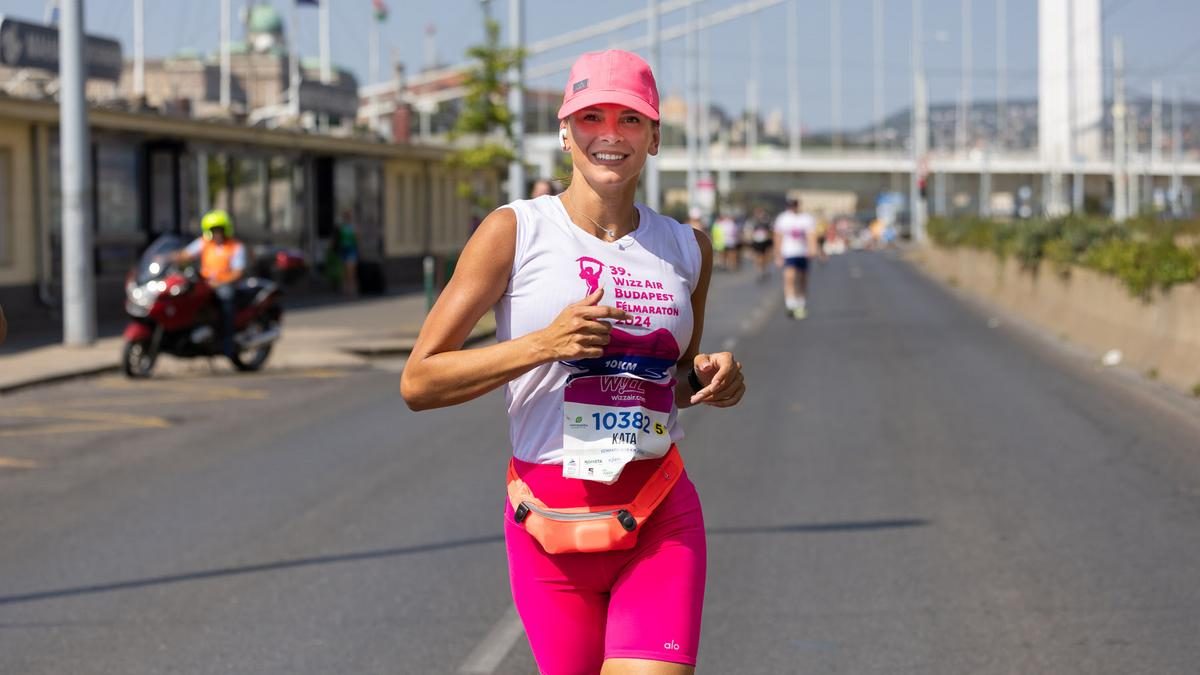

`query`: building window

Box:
[179,151,200,234]
[231,156,268,241]
[94,141,142,277]
[95,142,140,236]
[268,156,300,244]
[357,163,381,259]
[207,153,231,212]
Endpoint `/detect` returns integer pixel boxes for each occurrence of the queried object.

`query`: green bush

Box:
[930,215,1200,299]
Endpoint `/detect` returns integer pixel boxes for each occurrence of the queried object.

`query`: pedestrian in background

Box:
[401,49,745,674]
[335,210,359,297]
[746,206,774,282]
[714,211,741,272]
[530,178,557,198]
[774,197,819,319]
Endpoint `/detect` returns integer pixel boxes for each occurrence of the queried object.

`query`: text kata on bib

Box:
[561,326,680,483]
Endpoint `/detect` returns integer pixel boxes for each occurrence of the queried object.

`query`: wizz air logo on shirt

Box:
[599,376,647,401]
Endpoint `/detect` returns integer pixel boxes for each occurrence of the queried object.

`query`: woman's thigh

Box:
[605,477,707,667]
[505,504,613,674]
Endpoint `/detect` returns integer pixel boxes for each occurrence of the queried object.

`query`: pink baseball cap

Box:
[557,49,660,121]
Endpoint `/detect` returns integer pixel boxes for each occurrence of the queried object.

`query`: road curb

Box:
[0,364,122,396]
[340,328,495,357]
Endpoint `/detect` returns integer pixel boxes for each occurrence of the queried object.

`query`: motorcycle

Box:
[121,234,284,378]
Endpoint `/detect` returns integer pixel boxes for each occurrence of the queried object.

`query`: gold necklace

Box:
[565,192,626,240]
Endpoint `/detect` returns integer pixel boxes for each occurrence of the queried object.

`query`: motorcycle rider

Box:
[174,210,246,357]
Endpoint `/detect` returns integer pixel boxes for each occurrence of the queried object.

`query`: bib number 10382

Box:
[562,375,673,483]
[590,411,667,436]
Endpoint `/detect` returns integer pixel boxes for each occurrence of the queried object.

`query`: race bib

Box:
[562,375,673,483]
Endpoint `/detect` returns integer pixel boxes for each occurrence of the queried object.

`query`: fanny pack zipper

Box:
[515,501,638,531]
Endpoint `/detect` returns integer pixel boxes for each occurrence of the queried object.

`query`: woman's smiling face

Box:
[564,104,660,189]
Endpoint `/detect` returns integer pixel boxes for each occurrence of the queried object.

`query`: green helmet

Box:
[201,209,233,239]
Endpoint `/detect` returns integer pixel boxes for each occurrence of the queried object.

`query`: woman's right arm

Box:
[400,208,629,411]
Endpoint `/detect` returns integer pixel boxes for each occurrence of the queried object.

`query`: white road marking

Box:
[722,337,738,351]
[458,605,525,674]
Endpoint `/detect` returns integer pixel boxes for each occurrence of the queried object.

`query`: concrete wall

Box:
[912,245,1200,394]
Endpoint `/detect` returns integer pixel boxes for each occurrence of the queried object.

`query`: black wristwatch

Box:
[687,369,703,394]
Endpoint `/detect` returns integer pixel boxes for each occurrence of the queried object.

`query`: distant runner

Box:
[746,206,774,282]
[773,197,819,319]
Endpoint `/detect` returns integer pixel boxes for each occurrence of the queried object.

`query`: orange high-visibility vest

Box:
[200,240,244,286]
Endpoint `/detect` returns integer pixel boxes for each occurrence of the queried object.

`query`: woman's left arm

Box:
[674,228,747,409]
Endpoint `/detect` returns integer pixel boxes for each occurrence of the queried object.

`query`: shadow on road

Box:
[707,518,930,536]
[0,532,505,607]
[0,519,929,607]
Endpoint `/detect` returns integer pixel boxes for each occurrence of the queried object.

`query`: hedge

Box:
[926,215,1200,299]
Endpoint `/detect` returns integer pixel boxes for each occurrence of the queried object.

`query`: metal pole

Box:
[685,1,698,207]
[320,0,332,83]
[507,0,526,202]
[996,0,1006,149]
[1151,79,1162,167]
[59,0,96,345]
[747,10,759,151]
[220,0,231,108]
[910,0,926,243]
[369,17,380,86]
[787,0,801,155]
[957,0,971,153]
[289,2,300,117]
[1172,85,1182,212]
[645,0,661,210]
[1065,0,1084,213]
[1128,98,1139,214]
[699,14,711,181]
[914,70,928,240]
[980,148,991,216]
[133,0,145,99]
[831,0,841,151]
[873,0,883,153]
[1112,37,1127,222]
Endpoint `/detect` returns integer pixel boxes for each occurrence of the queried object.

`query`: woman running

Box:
[401,49,746,674]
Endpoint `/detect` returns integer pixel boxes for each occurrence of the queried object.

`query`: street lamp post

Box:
[59,0,96,345]
[507,0,526,202]
[645,0,661,210]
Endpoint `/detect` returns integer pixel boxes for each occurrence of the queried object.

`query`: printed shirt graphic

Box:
[493,196,702,470]
[774,211,814,258]
[560,254,682,482]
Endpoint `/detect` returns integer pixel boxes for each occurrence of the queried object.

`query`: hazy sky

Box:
[3,0,1199,130]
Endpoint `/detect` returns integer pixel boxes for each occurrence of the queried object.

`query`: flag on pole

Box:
[373,0,388,22]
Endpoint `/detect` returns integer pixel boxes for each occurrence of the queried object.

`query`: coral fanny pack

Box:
[507,445,683,554]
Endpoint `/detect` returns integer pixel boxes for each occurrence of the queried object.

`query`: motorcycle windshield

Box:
[136,234,190,284]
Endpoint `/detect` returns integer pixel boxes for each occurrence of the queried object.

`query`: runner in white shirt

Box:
[773,197,820,319]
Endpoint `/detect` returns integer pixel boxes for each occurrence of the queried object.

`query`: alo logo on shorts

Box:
[664,640,681,651]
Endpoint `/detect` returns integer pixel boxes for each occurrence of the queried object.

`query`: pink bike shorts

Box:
[504,455,707,674]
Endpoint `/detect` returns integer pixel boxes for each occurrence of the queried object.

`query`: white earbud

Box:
[559,128,569,151]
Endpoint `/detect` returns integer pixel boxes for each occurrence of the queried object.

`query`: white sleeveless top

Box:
[495,195,703,470]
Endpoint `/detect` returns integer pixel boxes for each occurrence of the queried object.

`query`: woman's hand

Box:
[688,352,745,407]
[532,287,631,362]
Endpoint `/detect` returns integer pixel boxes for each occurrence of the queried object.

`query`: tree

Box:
[446,18,524,210]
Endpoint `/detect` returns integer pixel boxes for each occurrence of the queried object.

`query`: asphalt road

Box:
[2,251,1199,674]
